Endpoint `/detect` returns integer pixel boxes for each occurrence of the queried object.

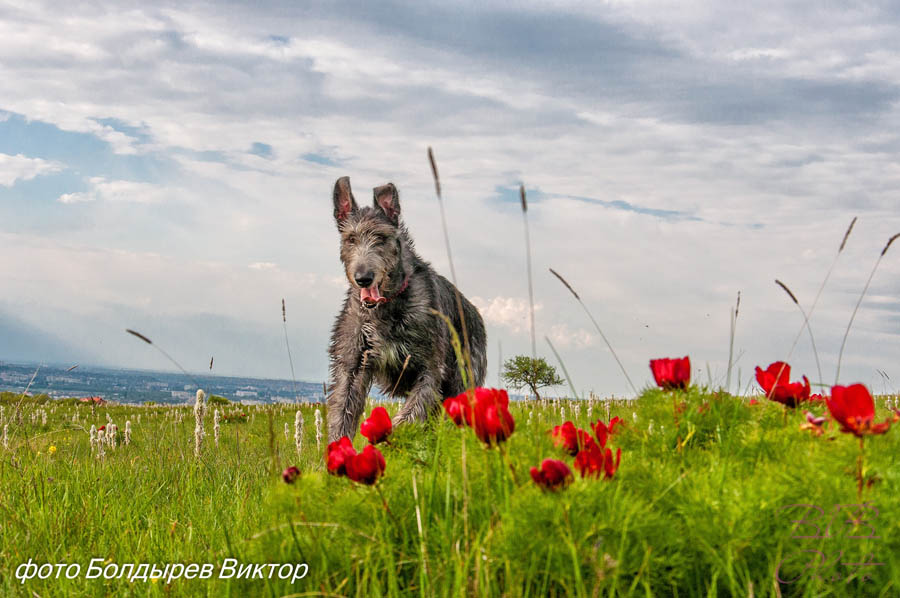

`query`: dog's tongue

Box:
[360,284,386,305]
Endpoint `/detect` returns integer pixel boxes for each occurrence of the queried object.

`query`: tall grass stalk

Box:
[774,280,823,387]
[726,291,741,393]
[125,329,201,389]
[544,336,579,400]
[520,186,537,359]
[549,268,637,395]
[770,218,856,390]
[282,299,298,403]
[427,147,475,387]
[835,232,899,384]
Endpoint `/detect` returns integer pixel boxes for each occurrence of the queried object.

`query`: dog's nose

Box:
[354,270,375,288]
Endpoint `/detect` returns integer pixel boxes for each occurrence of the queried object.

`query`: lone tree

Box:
[502,355,564,401]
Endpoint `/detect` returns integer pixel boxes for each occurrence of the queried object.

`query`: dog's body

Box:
[326,177,487,442]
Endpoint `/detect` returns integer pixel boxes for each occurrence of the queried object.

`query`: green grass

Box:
[1,388,898,597]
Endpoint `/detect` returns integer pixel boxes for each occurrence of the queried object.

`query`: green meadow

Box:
[1,387,898,597]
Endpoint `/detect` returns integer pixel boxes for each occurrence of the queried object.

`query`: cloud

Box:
[0,153,62,186]
[548,324,595,350]
[248,261,277,270]
[58,177,173,203]
[471,296,543,334]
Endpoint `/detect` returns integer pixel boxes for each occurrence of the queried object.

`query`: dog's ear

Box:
[333,176,358,224]
[373,183,400,224]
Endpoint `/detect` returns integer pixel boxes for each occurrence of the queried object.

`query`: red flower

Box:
[530,459,574,491]
[826,384,892,438]
[755,361,810,407]
[98,425,106,431]
[282,466,300,484]
[360,406,392,444]
[346,445,386,485]
[649,356,691,390]
[748,398,759,405]
[574,443,621,480]
[471,388,515,446]
[326,436,357,476]
[810,393,825,402]
[590,417,621,448]
[551,421,594,455]
[443,393,473,427]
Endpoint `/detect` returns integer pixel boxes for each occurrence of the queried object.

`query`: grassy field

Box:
[1,386,898,597]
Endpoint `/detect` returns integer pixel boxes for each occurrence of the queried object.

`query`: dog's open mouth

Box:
[360,284,387,309]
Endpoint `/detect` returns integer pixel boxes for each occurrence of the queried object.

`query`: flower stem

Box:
[673,394,679,428]
[498,442,520,487]
[857,436,865,500]
[375,484,401,528]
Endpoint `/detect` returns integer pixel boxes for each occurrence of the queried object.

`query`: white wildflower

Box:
[194,389,206,458]
[314,408,323,452]
[96,428,106,459]
[294,410,304,459]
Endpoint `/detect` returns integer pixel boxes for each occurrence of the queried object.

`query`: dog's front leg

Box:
[392,371,441,426]
[326,362,373,442]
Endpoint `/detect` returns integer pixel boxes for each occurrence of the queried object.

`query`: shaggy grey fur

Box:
[326,176,487,442]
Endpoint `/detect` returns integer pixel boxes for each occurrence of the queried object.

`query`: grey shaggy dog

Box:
[326,176,487,442]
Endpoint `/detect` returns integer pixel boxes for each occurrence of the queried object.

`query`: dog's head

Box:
[333,176,405,309]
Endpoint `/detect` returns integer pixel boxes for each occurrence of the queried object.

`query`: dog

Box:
[326,176,487,442]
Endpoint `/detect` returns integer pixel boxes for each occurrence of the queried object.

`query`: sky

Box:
[1,0,899,398]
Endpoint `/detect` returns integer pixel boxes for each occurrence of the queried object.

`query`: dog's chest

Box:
[360,321,408,373]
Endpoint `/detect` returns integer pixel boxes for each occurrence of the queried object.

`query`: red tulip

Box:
[590,417,621,448]
[326,436,357,476]
[551,421,594,455]
[346,445,386,485]
[443,393,473,427]
[826,384,892,437]
[530,459,574,491]
[282,466,300,484]
[98,425,106,431]
[360,406,392,444]
[574,443,621,480]
[748,398,759,405]
[471,388,515,446]
[603,447,621,479]
[650,356,691,390]
[755,361,810,407]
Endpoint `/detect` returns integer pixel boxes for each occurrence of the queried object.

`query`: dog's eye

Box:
[372,235,386,245]
[346,234,357,244]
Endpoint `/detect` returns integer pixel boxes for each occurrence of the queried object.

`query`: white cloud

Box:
[548,324,595,350]
[0,153,62,186]
[472,296,543,334]
[58,177,172,204]
[248,262,277,270]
